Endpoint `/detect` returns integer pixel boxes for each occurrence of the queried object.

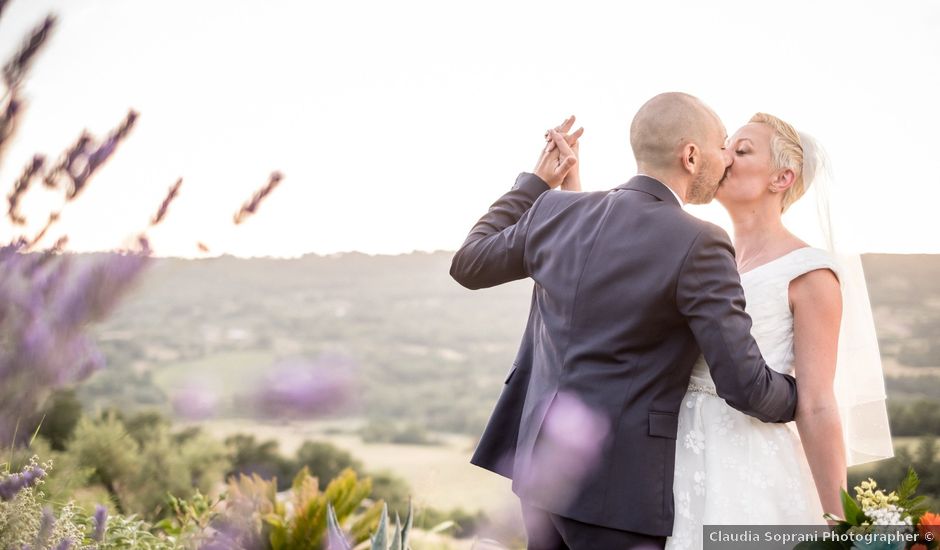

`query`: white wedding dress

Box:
[665,247,838,550]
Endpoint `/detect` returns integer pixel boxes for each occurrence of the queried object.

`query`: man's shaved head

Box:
[630,92,722,173]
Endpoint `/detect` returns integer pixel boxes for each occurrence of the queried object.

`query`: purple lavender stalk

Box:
[0,463,46,501]
[233,171,283,225]
[150,178,183,226]
[36,506,55,546]
[92,504,107,542]
[0,247,150,444]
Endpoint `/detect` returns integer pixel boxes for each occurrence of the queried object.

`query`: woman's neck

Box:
[729,203,790,271]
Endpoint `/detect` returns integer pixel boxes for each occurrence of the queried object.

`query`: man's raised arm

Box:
[450,129,577,289]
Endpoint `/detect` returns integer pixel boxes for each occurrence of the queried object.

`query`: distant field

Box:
[153,350,276,400]
[185,418,519,517]
[187,417,934,516]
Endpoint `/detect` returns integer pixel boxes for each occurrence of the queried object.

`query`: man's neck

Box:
[637,172,685,205]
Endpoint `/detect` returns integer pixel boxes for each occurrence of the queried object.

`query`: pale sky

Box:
[1,0,938,257]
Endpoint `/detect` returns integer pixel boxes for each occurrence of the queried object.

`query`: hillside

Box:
[81,252,940,432]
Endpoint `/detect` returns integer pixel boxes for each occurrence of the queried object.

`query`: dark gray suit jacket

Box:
[450,173,798,537]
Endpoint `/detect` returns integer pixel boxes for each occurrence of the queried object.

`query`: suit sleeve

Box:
[676,224,798,423]
[449,173,550,290]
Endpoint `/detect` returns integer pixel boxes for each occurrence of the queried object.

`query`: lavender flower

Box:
[151,177,183,226]
[92,504,107,542]
[64,112,138,201]
[171,382,219,420]
[36,506,55,546]
[0,94,21,165]
[0,463,46,501]
[54,539,72,550]
[2,15,56,88]
[251,356,356,419]
[6,155,45,226]
[1,248,150,444]
[514,392,611,509]
[233,171,283,224]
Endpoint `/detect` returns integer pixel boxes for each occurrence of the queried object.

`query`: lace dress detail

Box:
[665,247,840,550]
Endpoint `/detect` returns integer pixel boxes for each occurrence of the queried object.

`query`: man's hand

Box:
[545,116,584,191]
[534,130,578,189]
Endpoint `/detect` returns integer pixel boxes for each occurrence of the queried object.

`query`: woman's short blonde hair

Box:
[749,112,805,212]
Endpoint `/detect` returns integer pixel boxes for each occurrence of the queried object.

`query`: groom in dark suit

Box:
[450,92,799,549]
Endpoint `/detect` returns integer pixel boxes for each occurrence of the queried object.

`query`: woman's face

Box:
[716,122,776,209]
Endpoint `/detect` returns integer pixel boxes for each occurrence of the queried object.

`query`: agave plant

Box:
[327,500,412,550]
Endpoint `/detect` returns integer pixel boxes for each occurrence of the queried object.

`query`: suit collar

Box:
[615,175,682,207]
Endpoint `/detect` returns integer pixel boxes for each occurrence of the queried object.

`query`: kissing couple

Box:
[450,92,893,550]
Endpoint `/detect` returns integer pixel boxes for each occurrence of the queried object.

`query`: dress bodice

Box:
[688,247,840,392]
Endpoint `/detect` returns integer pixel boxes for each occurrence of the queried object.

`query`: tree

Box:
[294,441,364,491]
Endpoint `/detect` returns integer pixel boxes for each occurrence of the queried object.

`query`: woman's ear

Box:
[770,168,796,193]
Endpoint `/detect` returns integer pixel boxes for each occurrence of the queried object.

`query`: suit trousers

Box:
[521,501,667,550]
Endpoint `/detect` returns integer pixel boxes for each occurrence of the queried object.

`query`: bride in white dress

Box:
[665,113,892,549]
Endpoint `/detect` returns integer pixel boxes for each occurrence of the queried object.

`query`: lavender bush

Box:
[0,0,284,446]
[0,1,148,446]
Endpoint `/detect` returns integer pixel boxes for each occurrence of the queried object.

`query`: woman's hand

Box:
[533,130,578,188]
[545,115,584,191]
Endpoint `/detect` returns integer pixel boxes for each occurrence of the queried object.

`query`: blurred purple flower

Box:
[92,504,107,542]
[54,539,72,550]
[251,356,356,419]
[171,382,219,421]
[54,251,149,328]
[233,172,283,225]
[201,517,266,550]
[0,463,46,501]
[516,392,611,509]
[1,249,150,444]
[36,505,55,545]
[150,178,182,226]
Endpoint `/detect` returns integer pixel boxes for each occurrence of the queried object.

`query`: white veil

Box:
[792,132,894,467]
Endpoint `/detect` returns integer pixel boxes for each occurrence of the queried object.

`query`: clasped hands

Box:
[534,115,584,190]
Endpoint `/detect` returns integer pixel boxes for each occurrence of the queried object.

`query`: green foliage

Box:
[152,490,222,548]
[895,467,931,522]
[227,436,369,494]
[369,471,412,517]
[69,413,141,510]
[90,513,177,550]
[360,420,441,446]
[266,467,381,550]
[0,484,85,549]
[194,467,382,550]
[887,399,940,436]
[416,507,487,538]
[35,388,84,451]
[65,411,230,520]
[226,434,296,491]
[1,458,174,550]
[294,441,364,490]
[849,437,940,511]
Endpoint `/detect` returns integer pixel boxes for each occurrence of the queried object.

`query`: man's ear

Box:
[681,143,698,175]
[771,168,796,193]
